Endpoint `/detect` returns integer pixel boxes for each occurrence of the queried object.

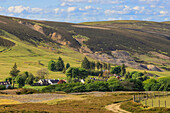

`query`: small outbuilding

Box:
[57,80,66,84]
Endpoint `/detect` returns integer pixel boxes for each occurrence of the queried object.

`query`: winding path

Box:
[105,103,131,113]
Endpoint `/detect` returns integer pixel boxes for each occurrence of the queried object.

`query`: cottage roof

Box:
[0,81,10,85]
[57,80,66,84]
[49,79,59,84]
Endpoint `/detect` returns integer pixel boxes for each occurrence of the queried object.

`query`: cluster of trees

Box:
[81,57,111,70]
[15,72,34,88]
[41,77,144,93]
[65,67,88,80]
[110,64,126,76]
[8,63,36,88]
[125,71,149,81]
[48,57,70,72]
[41,76,170,93]
[143,77,170,91]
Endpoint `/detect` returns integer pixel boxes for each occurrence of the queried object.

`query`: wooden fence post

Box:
[159,100,160,107]
[145,99,147,106]
[133,95,135,102]
[165,100,166,108]
[152,99,153,107]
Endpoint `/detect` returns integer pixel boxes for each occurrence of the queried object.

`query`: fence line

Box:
[133,91,169,108]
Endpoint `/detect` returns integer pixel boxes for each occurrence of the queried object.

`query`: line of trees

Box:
[65,67,88,80]
[48,57,70,72]
[81,57,111,70]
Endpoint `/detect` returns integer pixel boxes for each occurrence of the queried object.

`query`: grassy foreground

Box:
[121,101,170,113]
[0,92,169,113]
[0,92,132,113]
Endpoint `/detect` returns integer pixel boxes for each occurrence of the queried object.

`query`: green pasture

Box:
[0,32,85,81]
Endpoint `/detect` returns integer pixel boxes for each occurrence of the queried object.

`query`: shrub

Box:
[0,85,6,90]
[16,88,38,95]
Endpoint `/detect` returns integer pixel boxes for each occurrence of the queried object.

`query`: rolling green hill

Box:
[0,15,170,80]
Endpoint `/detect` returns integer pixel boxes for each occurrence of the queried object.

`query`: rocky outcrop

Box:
[18,21,45,35]
[83,50,162,71]
[147,65,162,72]
[79,46,93,54]
[51,32,70,46]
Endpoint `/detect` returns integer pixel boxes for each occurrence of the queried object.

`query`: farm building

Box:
[0,81,11,88]
[38,79,60,86]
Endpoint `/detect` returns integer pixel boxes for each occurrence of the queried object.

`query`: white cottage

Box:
[0,81,11,88]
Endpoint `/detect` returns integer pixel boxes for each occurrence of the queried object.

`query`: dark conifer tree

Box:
[90,61,95,70]
[96,62,100,70]
[120,64,126,76]
[81,57,90,69]
[56,57,65,71]
[48,60,56,71]
[66,63,70,70]
[107,63,111,70]
[125,72,130,79]
[9,63,20,88]
[104,63,107,70]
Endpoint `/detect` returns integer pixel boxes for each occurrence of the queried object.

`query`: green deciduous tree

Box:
[108,78,121,91]
[25,73,34,85]
[65,67,73,78]
[48,60,56,71]
[130,71,144,79]
[37,68,49,79]
[157,77,170,91]
[143,79,158,91]
[15,75,25,88]
[66,67,88,80]
[79,68,88,79]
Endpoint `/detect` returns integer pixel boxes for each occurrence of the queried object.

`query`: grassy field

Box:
[0,92,132,112]
[23,85,46,90]
[121,100,170,113]
[0,92,169,113]
[0,15,170,81]
[0,31,86,81]
[0,99,20,105]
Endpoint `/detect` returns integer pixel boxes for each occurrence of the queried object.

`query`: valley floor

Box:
[0,91,169,113]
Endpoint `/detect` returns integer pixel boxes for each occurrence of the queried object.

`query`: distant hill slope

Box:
[0,15,170,76]
[78,20,170,56]
[0,15,169,56]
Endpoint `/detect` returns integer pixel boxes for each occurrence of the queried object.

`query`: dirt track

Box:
[105,103,131,113]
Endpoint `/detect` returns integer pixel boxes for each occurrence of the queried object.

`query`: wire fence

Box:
[133,92,170,108]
